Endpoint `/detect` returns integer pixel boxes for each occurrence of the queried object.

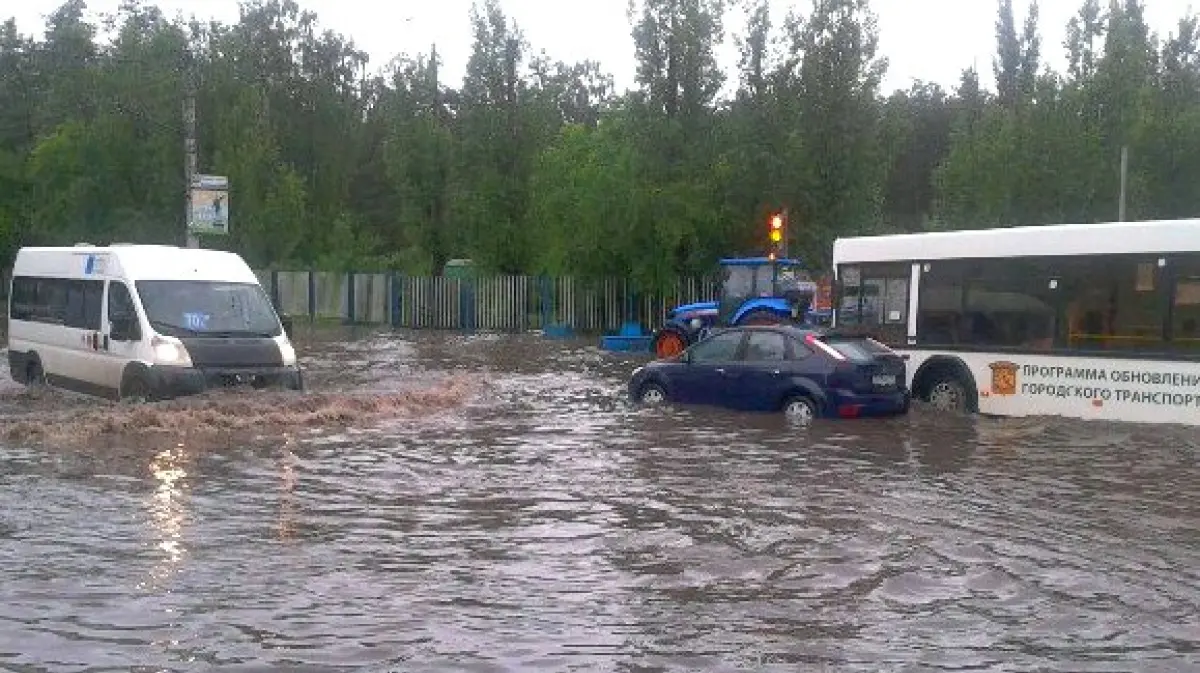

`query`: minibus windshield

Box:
[136,280,282,337]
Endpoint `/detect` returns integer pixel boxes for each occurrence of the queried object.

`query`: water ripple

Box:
[0,329,1196,672]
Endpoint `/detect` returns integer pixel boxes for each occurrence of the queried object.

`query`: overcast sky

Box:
[7,0,1197,94]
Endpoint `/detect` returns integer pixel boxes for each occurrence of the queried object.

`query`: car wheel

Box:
[926,376,967,412]
[637,382,667,406]
[782,395,817,424]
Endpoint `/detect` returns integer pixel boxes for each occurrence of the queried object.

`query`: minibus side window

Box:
[107,281,142,342]
[65,279,104,331]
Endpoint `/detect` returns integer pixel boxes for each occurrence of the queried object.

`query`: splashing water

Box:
[0,374,482,447]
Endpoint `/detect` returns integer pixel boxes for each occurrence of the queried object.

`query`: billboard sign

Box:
[188,174,229,235]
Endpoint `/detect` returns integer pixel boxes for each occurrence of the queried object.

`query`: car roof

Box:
[713,324,823,337]
[712,324,879,340]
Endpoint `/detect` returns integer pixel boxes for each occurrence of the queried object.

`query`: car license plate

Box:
[872,374,896,387]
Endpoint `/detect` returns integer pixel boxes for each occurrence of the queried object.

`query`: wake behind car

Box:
[7,243,303,402]
[628,325,909,422]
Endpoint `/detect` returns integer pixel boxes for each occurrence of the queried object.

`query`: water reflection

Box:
[0,330,1195,672]
[145,446,188,589]
[277,440,298,543]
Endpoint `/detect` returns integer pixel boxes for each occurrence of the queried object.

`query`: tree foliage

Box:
[1,0,1197,287]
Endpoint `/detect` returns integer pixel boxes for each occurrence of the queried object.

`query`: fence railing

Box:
[255,270,720,334]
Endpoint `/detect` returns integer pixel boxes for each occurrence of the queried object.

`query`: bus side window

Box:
[1061,256,1165,353]
[1171,258,1200,352]
[916,261,964,346]
[965,260,1058,351]
[919,259,1058,351]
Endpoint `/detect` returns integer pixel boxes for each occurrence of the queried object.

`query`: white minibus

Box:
[7,244,303,401]
[832,218,1200,426]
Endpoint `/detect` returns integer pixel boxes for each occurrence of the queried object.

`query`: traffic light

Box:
[767,210,787,260]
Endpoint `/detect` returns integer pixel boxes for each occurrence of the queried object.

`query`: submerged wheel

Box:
[925,376,968,412]
[121,374,154,404]
[25,360,46,388]
[637,382,667,406]
[783,395,818,424]
[653,329,688,358]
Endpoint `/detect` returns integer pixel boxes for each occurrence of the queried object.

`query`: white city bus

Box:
[831,218,1200,426]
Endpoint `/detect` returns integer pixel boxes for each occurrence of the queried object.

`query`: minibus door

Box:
[100,280,144,396]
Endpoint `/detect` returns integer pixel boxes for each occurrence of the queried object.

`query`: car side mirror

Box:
[280,314,294,339]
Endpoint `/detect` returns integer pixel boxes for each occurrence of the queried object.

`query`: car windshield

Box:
[820,335,894,362]
[135,280,282,337]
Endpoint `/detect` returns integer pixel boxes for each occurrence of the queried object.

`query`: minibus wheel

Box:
[120,375,154,404]
[26,360,46,388]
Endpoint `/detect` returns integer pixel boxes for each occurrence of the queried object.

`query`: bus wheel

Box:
[653,330,687,358]
[926,376,968,412]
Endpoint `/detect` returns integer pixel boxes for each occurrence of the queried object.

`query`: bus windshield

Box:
[136,280,282,337]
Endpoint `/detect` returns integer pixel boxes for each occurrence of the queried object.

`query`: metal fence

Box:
[255,270,720,333]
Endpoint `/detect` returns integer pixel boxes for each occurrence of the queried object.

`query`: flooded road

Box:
[0,327,1197,672]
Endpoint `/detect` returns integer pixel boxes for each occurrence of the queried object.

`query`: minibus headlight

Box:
[152,335,191,366]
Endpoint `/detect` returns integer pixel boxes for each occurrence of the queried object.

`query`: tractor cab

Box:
[717,257,816,325]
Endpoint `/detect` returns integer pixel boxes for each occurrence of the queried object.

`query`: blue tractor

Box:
[650,256,827,358]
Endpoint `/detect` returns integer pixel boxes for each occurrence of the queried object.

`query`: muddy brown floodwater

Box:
[0,326,1197,672]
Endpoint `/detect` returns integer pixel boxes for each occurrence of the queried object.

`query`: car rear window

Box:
[820,336,894,362]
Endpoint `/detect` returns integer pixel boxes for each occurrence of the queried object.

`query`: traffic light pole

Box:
[780,208,789,259]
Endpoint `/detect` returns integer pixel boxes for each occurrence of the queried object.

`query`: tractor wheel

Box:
[652,329,688,358]
[738,308,785,326]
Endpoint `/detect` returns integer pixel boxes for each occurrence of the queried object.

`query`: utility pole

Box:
[183,52,199,248]
[1118,145,1128,222]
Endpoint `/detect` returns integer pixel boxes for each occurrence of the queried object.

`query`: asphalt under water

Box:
[0,326,1197,672]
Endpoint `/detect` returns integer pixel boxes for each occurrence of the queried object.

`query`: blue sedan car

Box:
[627,325,910,422]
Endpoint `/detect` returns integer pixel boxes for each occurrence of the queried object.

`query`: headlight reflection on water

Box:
[142,446,189,590]
[278,438,298,543]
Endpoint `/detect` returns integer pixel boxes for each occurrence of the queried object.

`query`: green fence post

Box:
[389,273,400,327]
[307,270,316,322]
